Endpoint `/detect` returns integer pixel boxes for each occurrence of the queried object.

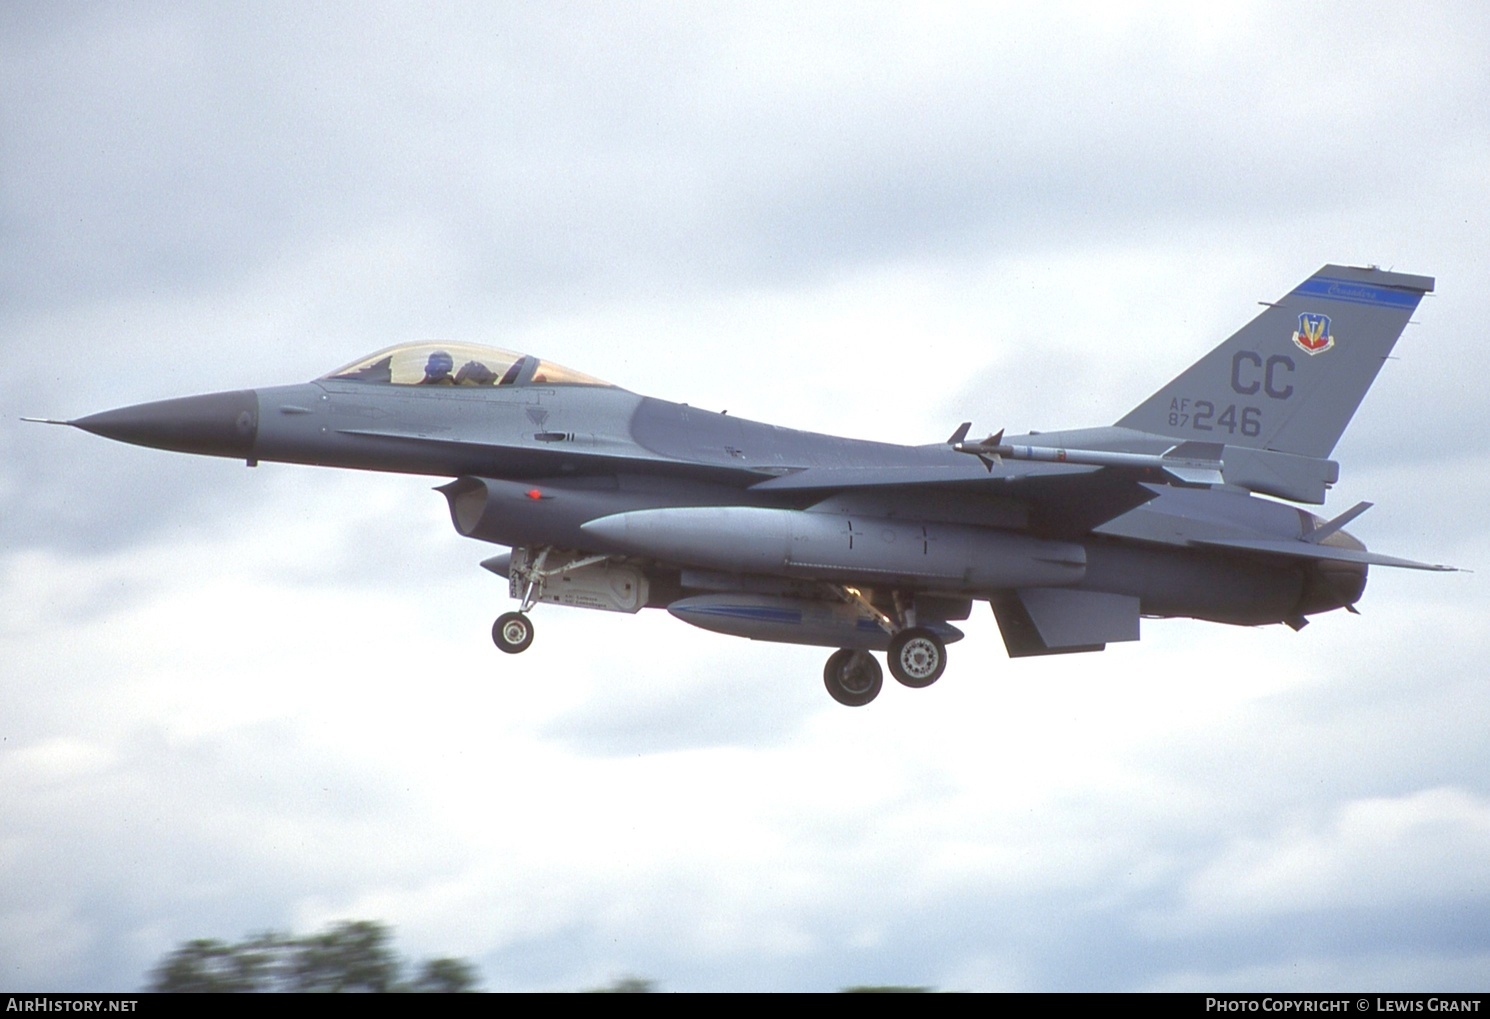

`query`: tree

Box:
[411,958,481,993]
[146,920,478,992]
[584,976,657,993]
[146,938,265,993]
[286,920,399,992]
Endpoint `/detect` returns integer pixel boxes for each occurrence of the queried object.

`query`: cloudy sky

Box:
[3,1,1488,992]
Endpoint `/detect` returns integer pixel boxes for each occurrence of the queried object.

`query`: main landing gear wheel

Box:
[492,611,534,654]
[823,649,883,707]
[887,627,946,688]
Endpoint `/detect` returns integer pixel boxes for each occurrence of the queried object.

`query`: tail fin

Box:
[1116,264,1433,459]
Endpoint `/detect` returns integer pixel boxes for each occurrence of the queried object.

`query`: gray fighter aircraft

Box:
[32,264,1453,706]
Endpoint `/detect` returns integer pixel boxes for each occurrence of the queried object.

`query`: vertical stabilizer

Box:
[1116,265,1433,459]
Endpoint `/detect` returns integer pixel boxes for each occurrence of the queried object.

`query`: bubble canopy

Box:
[320,342,614,388]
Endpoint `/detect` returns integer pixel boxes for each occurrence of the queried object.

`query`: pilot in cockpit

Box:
[420,350,456,385]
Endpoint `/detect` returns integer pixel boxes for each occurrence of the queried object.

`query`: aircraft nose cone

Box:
[73,390,259,458]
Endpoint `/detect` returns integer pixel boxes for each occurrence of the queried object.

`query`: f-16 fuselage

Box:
[42,265,1452,706]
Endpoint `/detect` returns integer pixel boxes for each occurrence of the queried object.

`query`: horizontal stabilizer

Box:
[1192,536,1456,571]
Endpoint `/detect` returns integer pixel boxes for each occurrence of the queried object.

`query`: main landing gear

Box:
[822,583,947,703]
[821,585,950,706]
[887,627,947,688]
[822,625,947,703]
[821,627,948,707]
[823,650,882,707]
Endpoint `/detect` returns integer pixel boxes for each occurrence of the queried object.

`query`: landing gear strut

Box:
[491,545,553,655]
[823,649,883,707]
[490,546,624,655]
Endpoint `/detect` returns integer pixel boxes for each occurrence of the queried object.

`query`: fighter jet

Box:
[31,264,1453,706]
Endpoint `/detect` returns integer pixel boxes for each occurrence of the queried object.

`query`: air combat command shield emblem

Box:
[1293,312,1335,355]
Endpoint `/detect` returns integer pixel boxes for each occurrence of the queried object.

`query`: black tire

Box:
[492,611,534,654]
[887,627,946,688]
[823,648,883,707]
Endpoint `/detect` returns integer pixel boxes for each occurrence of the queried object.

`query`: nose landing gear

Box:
[488,546,637,655]
[489,546,553,655]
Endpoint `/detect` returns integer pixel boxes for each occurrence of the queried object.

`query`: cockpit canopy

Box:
[320,341,614,389]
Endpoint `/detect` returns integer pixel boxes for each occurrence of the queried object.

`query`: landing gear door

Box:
[509,548,649,614]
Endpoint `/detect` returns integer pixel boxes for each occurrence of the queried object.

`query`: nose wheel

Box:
[492,611,534,654]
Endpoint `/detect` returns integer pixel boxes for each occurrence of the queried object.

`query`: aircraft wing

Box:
[746,460,1094,490]
[750,461,1160,537]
